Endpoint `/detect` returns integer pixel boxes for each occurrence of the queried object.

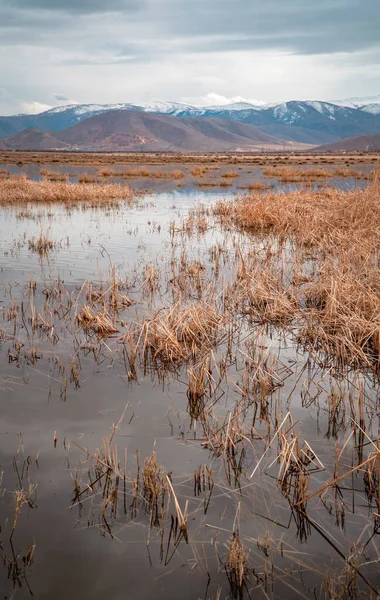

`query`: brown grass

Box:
[40,169,68,181]
[138,301,224,368]
[213,177,380,369]
[76,304,120,336]
[263,166,362,181]
[221,170,239,178]
[0,174,133,204]
[115,168,185,179]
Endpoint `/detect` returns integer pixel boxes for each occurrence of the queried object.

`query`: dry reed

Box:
[0,174,133,204]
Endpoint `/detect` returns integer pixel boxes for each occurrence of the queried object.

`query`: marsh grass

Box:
[76,304,120,336]
[28,229,55,255]
[40,169,68,181]
[0,174,133,204]
[225,533,250,599]
[212,178,380,370]
[263,166,363,181]
[97,167,185,179]
[139,301,224,370]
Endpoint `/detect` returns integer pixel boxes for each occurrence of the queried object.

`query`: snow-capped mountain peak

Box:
[141,100,200,116]
[202,101,266,112]
[359,103,380,115]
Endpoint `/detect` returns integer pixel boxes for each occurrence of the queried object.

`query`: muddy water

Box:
[0,186,379,599]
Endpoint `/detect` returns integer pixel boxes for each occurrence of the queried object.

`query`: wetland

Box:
[0,152,380,600]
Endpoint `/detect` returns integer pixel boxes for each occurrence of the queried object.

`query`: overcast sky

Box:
[0,0,379,115]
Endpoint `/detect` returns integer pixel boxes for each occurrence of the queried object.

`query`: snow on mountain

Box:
[272,102,304,125]
[11,96,380,122]
[203,101,266,112]
[359,103,380,115]
[44,103,139,116]
[304,101,337,117]
[331,95,380,108]
[141,100,201,116]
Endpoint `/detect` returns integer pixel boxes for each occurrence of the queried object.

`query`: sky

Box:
[0,0,379,115]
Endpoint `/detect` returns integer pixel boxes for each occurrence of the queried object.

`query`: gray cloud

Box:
[2,0,139,14]
[0,0,378,55]
[0,0,378,114]
[53,94,70,101]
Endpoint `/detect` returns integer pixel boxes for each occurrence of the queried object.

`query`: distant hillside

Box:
[314,135,380,152]
[0,110,306,152]
[0,128,70,151]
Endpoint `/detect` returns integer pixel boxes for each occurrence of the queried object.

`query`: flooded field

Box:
[0,155,380,599]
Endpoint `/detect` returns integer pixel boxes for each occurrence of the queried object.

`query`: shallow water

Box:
[0,185,379,599]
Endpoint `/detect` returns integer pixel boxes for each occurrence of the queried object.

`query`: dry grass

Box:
[221,170,239,178]
[0,174,133,204]
[246,181,269,191]
[40,169,68,181]
[213,177,380,369]
[263,166,362,181]
[76,305,120,336]
[28,229,55,255]
[2,150,378,170]
[97,167,185,179]
[225,533,250,596]
[137,301,224,369]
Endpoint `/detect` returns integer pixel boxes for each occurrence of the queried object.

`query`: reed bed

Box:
[213,179,380,370]
[0,174,133,204]
[263,166,362,181]
[97,167,185,179]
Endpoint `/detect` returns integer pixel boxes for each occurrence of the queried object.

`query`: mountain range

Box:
[0,111,304,153]
[0,96,379,150]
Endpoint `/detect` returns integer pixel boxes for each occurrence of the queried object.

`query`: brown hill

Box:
[314,134,380,152]
[57,110,304,151]
[0,110,309,152]
[0,128,70,151]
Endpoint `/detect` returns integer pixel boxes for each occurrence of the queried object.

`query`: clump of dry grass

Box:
[0,174,133,204]
[246,181,268,191]
[221,170,239,178]
[225,533,250,597]
[191,166,208,176]
[40,169,68,181]
[28,229,55,255]
[119,168,184,179]
[76,304,120,336]
[78,172,96,183]
[142,451,166,525]
[98,167,113,177]
[137,301,224,369]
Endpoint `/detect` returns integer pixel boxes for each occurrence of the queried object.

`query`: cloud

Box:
[53,94,70,102]
[183,93,268,107]
[0,0,379,56]
[0,0,379,114]
[20,101,52,114]
[3,0,140,15]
